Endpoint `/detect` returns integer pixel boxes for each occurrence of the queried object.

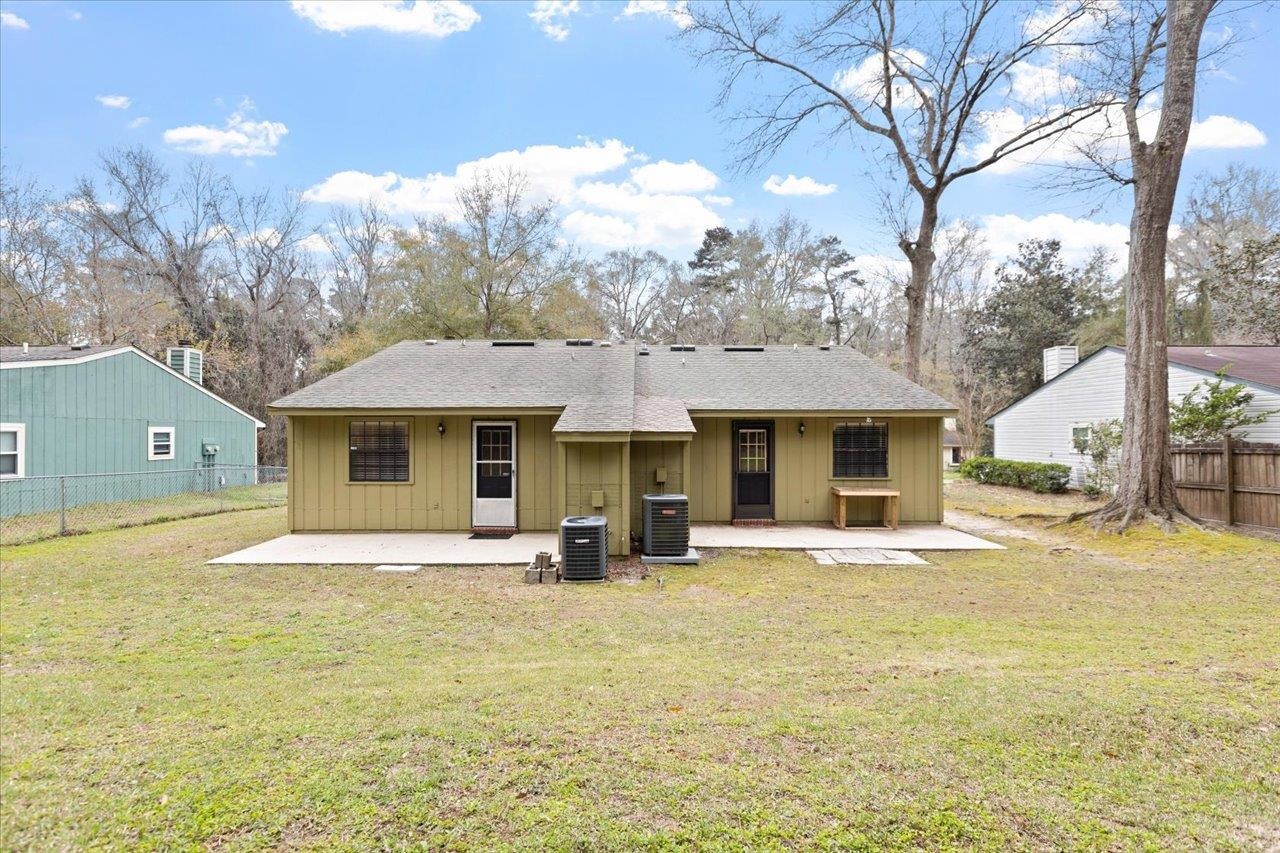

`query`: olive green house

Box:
[269,340,956,555]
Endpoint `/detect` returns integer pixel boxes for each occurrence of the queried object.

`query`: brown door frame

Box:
[732,419,774,520]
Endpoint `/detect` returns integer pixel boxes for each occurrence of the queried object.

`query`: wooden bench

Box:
[830,486,900,530]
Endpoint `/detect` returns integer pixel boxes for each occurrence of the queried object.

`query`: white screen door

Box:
[472,421,517,527]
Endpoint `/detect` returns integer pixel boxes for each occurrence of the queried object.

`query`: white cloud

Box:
[967,100,1267,176]
[703,194,733,207]
[305,138,632,213]
[66,9,83,21]
[630,159,718,194]
[305,139,724,250]
[833,48,928,110]
[96,94,132,110]
[979,213,1129,272]
[290,0,479,37]
[529,0,579,41]
[617,0,690,28]
[1188,115,1267,150]
[164,103,288,158]
[762,174,837,197]
[1,10,30,29]
[128,116,150,129]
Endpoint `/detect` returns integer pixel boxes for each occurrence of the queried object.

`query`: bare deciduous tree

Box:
[422,169,573,338]
[326,200,399,327]
[684,0,1113,380]
[73,148,226,339]
[586,248,673,339]
[0,170,71,345]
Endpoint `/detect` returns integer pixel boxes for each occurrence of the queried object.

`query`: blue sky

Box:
[1,0,1276,271]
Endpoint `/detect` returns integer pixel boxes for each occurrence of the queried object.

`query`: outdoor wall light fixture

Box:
[798,422,806,437]
[437,421,446,438]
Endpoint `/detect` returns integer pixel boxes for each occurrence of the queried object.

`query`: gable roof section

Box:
[271,340,955,434]
[986,344,1280,425]
[1,345,265,428]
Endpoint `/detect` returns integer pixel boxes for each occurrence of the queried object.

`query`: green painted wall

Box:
[687,416,944,524]
[562,439,630,555]
[283,412,942,549]
[288,414,558,533]
[628,440,686,532]
[0,351,259,516]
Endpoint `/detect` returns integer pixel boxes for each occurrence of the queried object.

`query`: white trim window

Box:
[1,423,25,478]
[1070,423,1092,453]
[148,426,176,461]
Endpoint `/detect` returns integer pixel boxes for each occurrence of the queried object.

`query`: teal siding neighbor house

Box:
[1,344,263,516]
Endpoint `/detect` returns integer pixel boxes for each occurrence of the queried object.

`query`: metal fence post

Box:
[59,476,67,535]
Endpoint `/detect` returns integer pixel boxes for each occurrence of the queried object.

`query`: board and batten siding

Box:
[562,439,630,555]
[287,414,558,534]
[0,350,259,516]
[686,416,944,524]
[628,440,686,532]
[990,348,1280,486]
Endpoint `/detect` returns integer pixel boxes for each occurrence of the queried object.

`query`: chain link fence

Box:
[0,465,287,546]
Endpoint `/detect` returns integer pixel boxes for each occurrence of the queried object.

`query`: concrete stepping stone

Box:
[807,548,929,566]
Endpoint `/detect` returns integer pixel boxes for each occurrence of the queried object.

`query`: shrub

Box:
[957,456,1071,493]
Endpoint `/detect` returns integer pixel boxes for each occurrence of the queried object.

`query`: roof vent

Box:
[425,339,437,345]
[819,344,831,351]
[670,344,696,352]
[491,340,535,347]
[600,340,612,348]
[723,346,764,352]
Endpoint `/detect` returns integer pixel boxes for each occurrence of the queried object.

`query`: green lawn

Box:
[2,495,1278,849]
[0,481,286,546]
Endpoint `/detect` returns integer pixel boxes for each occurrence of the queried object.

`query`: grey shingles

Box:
[271,340,636,410]
[631,396,695,433]
[271,340,956,430]
[635,345,954,411]
[1,344,127,364]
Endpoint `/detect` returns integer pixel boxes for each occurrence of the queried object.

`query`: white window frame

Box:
[1070,423,1092,452]
[148,426,176,461]
[1,423,25,479]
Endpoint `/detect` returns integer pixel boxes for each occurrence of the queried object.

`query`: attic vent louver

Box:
[491,340,535,347]
[724,346,764,352]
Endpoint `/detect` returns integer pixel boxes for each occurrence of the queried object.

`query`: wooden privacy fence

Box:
[1171,437,1280,530]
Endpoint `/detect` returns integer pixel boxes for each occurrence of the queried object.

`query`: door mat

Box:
[808,548,929,566]
[469,532,514,540]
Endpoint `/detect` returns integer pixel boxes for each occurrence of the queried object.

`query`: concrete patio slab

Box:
[690,523,1002,551]
[808,548,930,565]
[209,532,559,565]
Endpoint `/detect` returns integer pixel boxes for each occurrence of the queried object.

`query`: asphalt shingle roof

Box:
[271,340,956,432]
[1167,345,1280,392]
[1,344,127,363]
[634,345,955,411]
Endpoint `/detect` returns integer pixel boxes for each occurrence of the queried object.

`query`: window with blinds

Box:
[832,423,888,478]
[349,421,410,482]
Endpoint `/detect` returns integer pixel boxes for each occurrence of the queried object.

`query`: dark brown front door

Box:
[732,420,774,519]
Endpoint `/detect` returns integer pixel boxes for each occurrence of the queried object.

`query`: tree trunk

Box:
[900,197,938,383]
[1085,0,1214,531]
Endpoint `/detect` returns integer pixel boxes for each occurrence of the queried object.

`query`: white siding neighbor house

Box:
[988,345,1280,486]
